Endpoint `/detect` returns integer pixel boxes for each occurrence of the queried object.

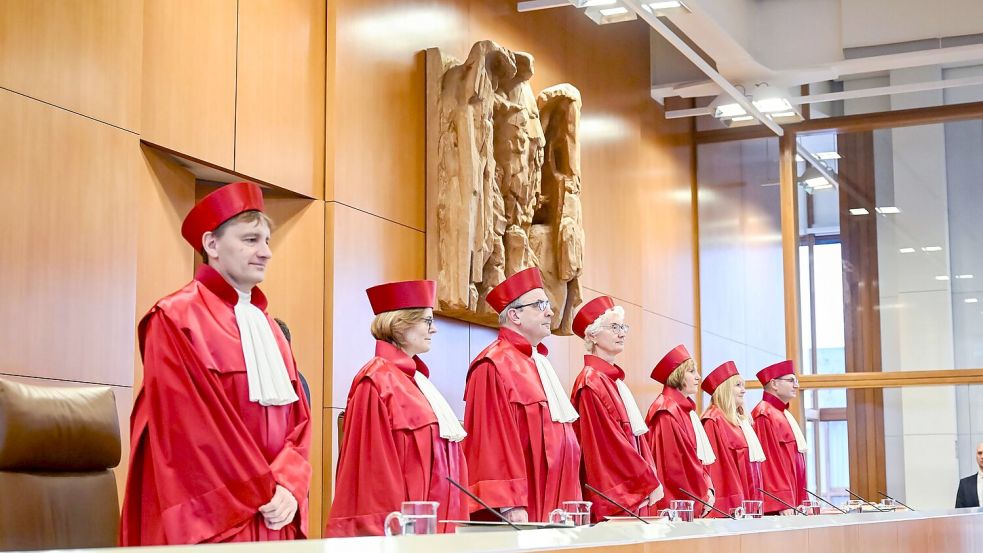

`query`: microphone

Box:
[845,489,886,512]
[584,483,650,524]
[446,477,522,530]
[876,490,915,511]
[756,487,806,515]
[805,489,847,514]
[678,488,736,519]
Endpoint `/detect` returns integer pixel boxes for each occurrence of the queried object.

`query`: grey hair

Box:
[583,305,626,352]
[498,296,526,326]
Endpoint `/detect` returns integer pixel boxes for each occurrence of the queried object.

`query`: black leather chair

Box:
[0,377,121,551]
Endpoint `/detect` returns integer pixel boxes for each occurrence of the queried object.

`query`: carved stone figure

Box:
[426,41,583,333]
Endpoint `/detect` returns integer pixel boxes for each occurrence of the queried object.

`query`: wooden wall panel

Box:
[236,0,326,199]
[327,202,426,408]
[0,0,142,131]
[0,89,138,387]
[142,0,236,169]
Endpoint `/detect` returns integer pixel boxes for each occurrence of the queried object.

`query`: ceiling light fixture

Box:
[921,246,942,252]
[849,208,869,215]
[582,0,617,5]
[875,206,901,214]
[899,248,915,253]
[935,275,950,281]
[584,1,636,24]
[955,274,974,279]
[966,298,979,303]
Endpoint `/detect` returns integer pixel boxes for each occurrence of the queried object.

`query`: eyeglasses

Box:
[422,317,434,331]
[775,376,799,385]
[512,299,551,312]
[604,323,630,334]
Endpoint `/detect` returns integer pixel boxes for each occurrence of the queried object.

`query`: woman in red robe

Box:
[700,361,765,518]
[644,345,716,516]
[326,280,469,536]
[570,296,662,522]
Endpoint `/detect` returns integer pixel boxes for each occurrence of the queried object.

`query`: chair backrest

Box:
[0,377,121,551]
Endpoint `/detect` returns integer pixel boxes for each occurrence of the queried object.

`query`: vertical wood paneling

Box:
[141,0,237,169]
[0,0,143,131]
[236,0,326,198]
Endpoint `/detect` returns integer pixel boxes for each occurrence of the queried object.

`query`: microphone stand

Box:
[584,483,650,524]
[678,488,736,519]
[845,488,887,512]
[756,487,807,515]
[446,477,522,530]
[805,489,847,514]
[876,490,915,511]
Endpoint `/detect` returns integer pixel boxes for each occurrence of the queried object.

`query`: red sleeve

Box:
[327,380,405,536]
[269,364,312,517]
[647,411,711,509]
[753,413,796,513]
[462,360,529,511]
[702,419,740,516]
[123,311,278,544]
[575,388,660,518]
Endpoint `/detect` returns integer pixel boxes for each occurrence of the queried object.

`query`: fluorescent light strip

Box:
[600,6,628,15]
[935,275,950,281]
[955,274,974,279]
[899,248,915,254]
[966,298,979,303]
[849,208,869,215]
[921,246,942,252]
[583,0,618,5]
[875,206,901,214]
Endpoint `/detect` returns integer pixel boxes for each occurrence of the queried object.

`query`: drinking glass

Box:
[741,500,763,519]
[548,501,592,526]
[670,499,695,522]
[384,501,438,536]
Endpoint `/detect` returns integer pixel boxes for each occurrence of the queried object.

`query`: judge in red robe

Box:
[644,345,715,515]
[700,361,765,518]
[121,182,312,545]
[751,360,808,515]
[327,280,469,536]
[570,296,662,522]
[464,267,582,523]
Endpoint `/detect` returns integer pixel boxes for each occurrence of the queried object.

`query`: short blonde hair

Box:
[371,308,429,349]
[201,210,274,264]
[709,375,747,426]
[666,358,695,390]
[583,306,625,352]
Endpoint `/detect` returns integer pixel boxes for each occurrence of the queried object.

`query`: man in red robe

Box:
[570,296,662,522]
[751,360,808,515]
[464,267,582,523]
[327,280,468,536]
[644,345,715,515]
[121,182,312,545]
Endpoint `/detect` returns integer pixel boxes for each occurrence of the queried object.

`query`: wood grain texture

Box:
[141,0,236,169]
[0,0,142,131]
[0,89,138,387]
[236,0,326,198]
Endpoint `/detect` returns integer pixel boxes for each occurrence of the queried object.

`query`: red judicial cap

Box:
[756,359,795,385]
[572,296,616,338]
[366,280,436,314]
[651,344,691,384]
[485,267,545,313]
[181,182,265,248]
[702,361,739,395]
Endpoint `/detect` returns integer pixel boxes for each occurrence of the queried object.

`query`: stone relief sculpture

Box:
[426,41,583,334]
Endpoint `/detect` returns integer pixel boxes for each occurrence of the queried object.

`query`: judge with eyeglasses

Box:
[463,267,582,523]
[570,296,663,522]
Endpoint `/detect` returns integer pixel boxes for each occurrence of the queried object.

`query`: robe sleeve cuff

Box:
[160,473,272,544]
[469,478,528,513]
[270,445,312,504]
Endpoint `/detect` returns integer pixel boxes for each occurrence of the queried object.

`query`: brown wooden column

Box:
[837,131,887,500]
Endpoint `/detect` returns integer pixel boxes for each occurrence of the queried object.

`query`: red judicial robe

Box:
[327,341,469,536]
[463,328,582,522]
[572,356,661,522]
[644,386,713,512]
[701,406,763,517]
[751,392,807,514]
[121,265,311,545]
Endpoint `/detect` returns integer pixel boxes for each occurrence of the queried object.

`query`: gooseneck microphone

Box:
[678,488,736,519]
[584,483,650,524]
[756,487,807,515]
[446,476,522,530]
[845,488,886,512]
[876,490,915,511]
[805,489,847,514]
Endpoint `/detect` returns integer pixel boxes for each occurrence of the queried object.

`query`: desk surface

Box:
[21,508,983,553]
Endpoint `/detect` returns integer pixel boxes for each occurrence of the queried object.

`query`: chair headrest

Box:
[0,377,121,471]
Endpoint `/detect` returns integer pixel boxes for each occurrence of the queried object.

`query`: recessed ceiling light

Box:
[955,274,974,279]
[849,208,869,215]
[731,115,754,122]
[875,206,901,214]
[815,152,841,160]
[646,0,682,9]
[935,275,950,281]
[965,298,979,303]
[599,6,628,15]
[899,248,915,254]
[753,97,793,113]
[583,0,617,5]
